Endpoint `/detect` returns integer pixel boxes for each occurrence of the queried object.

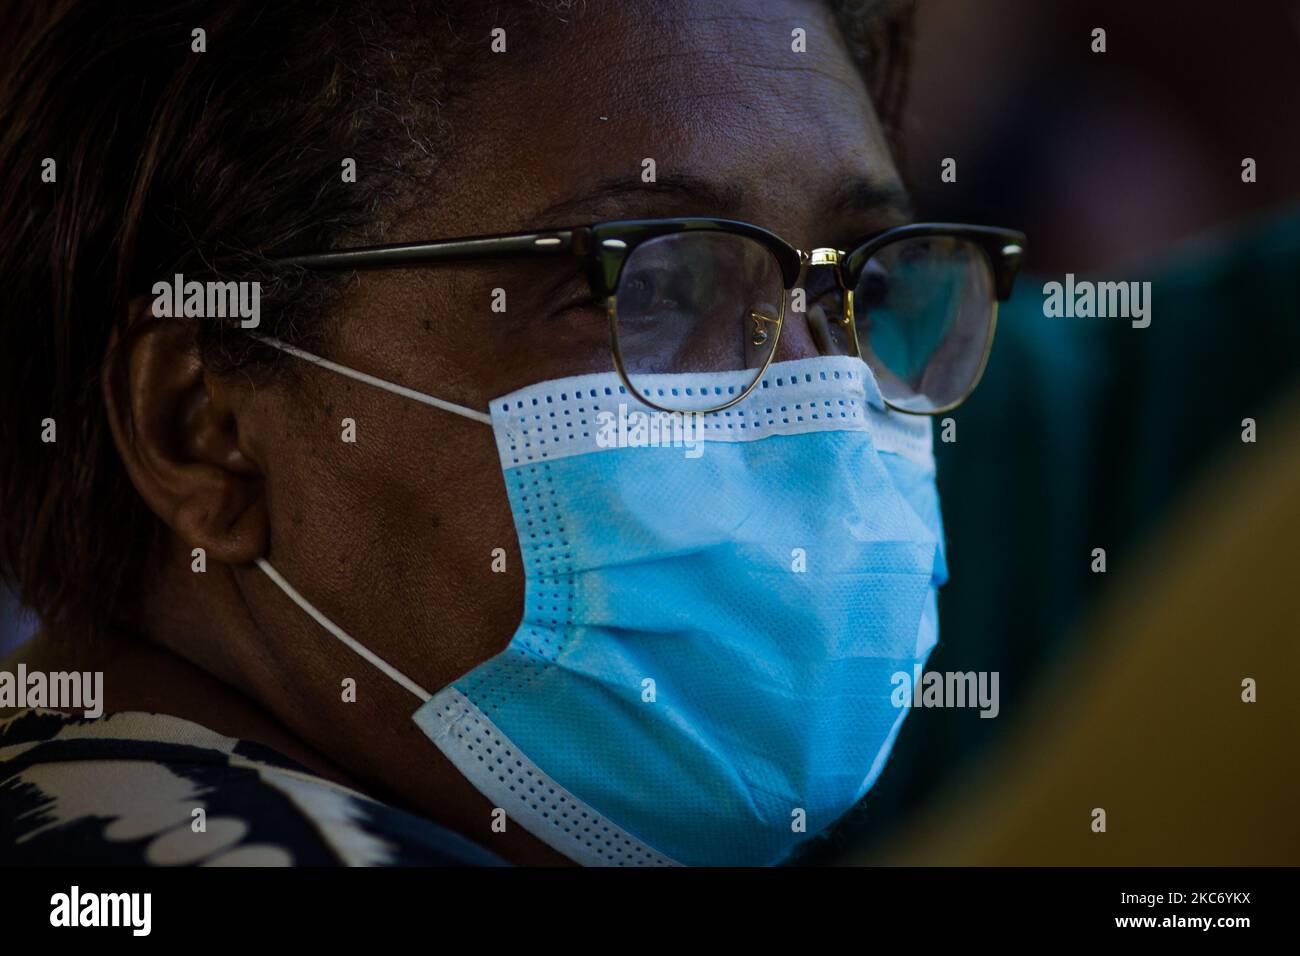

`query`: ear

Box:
[103,299,267,565]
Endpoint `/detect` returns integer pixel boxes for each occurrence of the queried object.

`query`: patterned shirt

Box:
[0,709,503,866]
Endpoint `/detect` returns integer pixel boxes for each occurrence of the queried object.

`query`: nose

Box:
[772,248,850,363]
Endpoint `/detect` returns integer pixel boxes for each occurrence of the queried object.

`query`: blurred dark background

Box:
[811,0,1300,861]
[904,0,1300,271]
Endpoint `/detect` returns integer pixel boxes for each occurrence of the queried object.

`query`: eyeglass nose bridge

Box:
[803,247,840,268]
[796,247,861,352]
[796,247,849,289]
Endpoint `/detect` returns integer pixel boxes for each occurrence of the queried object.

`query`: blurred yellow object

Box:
[868,386,1300,865]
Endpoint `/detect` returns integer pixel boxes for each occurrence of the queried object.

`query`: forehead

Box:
[423,0,901,243]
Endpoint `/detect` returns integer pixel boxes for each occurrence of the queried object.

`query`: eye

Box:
[621,269,680,313]
[618,241,695,316]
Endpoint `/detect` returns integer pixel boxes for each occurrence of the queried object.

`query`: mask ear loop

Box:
[255,558,433,704]
[245,336,484,703]
[250,335,493,425]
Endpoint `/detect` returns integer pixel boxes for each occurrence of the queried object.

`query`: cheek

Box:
[482,305,614,396]
[269,375,524,696]
[398,419,525,682]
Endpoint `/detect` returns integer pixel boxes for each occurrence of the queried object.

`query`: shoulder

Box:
[0,708,504,866]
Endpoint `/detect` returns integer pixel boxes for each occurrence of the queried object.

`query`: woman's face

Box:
[158,0,906,859]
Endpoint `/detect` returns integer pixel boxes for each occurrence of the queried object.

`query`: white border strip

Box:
[488,357,935,469]
[420,686,680,867]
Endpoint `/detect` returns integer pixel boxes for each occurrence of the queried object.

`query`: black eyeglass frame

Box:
[267,218,1027,414]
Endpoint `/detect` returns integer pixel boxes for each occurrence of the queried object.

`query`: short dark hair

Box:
[0,0,913,643]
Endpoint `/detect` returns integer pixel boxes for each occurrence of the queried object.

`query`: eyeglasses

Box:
[268,218,1026,415]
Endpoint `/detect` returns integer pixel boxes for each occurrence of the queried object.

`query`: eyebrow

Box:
[531,171,913,231]
[825,177,914,225]
[531,173,746,225]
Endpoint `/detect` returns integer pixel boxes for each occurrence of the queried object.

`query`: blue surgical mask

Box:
[254,341,946,866]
